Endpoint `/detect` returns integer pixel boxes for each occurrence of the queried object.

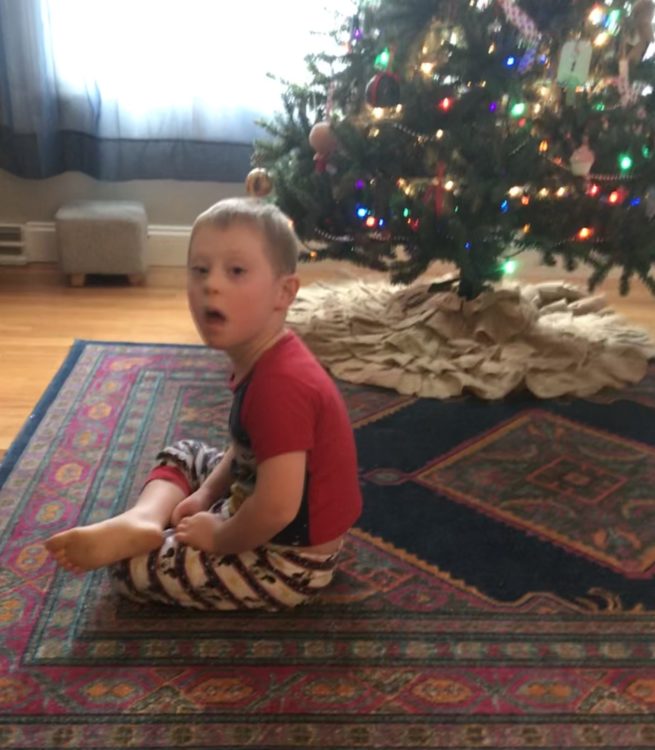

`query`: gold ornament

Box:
[413,18,465,77]
[245,168,273,197]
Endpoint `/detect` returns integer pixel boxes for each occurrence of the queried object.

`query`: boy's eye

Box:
[229,266,246,277]
[190,265,208,276]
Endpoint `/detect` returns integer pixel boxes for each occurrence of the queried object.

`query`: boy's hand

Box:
[170,489,212,527]
[175,511,223,553]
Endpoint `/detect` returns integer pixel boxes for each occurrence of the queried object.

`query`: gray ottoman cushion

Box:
[55,200,148,275]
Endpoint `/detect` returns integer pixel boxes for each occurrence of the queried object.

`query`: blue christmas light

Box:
[505,56,516,67]
[500,199,509,213]
[356,206,369,219]
[464,241,472,250]
[604,9,621,34]
[630,197,642,206]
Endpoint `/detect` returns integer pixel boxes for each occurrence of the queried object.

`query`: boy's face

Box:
[187,223,297,353]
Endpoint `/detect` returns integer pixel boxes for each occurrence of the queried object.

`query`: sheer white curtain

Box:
[44,0,354,141]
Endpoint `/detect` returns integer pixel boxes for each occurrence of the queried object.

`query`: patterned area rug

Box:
[1,341,655,749]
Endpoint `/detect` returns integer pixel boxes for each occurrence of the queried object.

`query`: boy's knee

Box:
[155,440,223,490]
[158,439,205,460]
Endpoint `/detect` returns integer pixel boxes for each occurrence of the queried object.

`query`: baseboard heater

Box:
[0,224,27,265]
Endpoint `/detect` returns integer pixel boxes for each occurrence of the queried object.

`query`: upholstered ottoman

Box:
[55,200,148,286]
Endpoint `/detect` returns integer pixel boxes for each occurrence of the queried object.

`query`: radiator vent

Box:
[0,224,27,265]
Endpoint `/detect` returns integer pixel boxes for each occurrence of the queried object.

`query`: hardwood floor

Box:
[1,262,653,457]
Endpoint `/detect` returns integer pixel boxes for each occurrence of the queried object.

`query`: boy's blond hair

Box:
[190,197,299,276]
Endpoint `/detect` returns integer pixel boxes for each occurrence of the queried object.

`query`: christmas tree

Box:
[252,0,655,299]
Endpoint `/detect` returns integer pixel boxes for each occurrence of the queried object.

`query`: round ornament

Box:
[309,122,339,157]
[245,168,273,197]
[365,72,401,108]
[309,122,339,174]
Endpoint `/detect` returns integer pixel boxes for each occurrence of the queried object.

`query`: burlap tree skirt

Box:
[288,279,655,399]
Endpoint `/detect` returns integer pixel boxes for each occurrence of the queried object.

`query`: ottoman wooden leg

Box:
[128,273,146,286]
[69,273,86,287]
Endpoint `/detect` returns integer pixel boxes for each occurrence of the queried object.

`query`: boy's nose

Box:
[204,269,223,293]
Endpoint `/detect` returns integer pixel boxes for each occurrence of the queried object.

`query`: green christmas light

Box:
[374,47,391,70]
[643,145,651,159]
[593,102,605,111]
[502,259,518,275]
[618,153,633,172]
[510,102,526,118]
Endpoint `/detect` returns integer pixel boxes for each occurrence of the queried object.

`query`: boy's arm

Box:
[180,451,306,554]
[200,444,235,499]
[213,451,306,553]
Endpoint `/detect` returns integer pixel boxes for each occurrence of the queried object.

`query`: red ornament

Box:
[423,162,447,216]
[365,72,401,108]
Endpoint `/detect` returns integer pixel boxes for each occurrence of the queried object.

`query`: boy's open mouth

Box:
[205,308,227,323]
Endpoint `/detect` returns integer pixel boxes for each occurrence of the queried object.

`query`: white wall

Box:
[0,168,243,225]
[0,168,621,279]
[0,168,247,265]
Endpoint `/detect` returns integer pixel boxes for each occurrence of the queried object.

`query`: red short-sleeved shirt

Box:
[228,331,362,546]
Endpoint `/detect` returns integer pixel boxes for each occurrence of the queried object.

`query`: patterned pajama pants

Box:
[109,440,340,610]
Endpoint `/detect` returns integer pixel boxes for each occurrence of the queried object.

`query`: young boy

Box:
[45,197,362,610]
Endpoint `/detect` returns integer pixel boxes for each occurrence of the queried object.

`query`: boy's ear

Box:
[276,273,300,310]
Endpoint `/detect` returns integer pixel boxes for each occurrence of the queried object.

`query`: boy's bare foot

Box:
[44,515,164,573]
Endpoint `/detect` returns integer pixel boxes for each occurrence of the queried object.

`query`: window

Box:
[44,0,354,140]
